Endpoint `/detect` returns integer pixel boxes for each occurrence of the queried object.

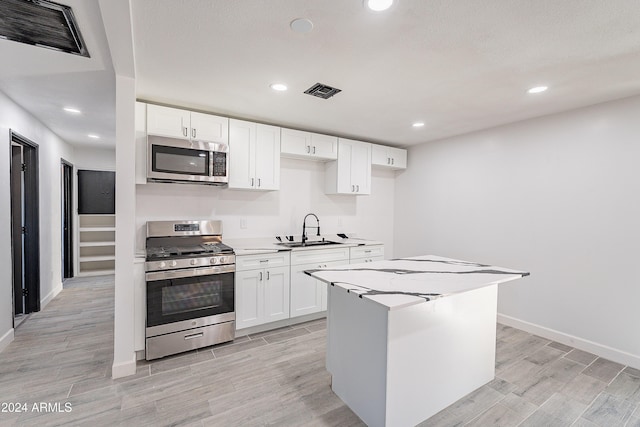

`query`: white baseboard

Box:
[41,282,63,309]
[0,328,15,353]
[498,313,640,370]
[112,354,137,379]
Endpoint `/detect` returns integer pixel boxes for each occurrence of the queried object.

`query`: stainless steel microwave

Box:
[147,135,229,185]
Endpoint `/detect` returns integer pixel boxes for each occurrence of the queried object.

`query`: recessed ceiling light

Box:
[412,122,425,128]
[63,107,81,114]
[88,134,100,139]
[366,0,394,11]
[270,83,288,91]
[290,18,313,33]
[527,86,548,94]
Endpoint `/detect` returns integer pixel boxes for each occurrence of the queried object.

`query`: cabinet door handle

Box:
[258,178,261,187]
[356,184,360,192]
[387,157,391,164]
[351,185,355,192]
[391,158,394,165]
[182,127,188,137]
[251,178,255,187]
[259,271,263,281]
[192,128,196,139]
[307,145,311,153]
[267,271,270,280]
[312,146,316,154]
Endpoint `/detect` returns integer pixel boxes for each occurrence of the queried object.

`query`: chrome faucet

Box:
[302,213,320,245]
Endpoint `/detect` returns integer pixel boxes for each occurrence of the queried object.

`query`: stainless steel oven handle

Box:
[146,264,235,281]
[184,332,204,340]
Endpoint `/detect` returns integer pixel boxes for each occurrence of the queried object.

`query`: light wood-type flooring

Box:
[0,275,639,426]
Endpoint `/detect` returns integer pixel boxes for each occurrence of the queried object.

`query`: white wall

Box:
[0,90,75,351]
[73,146,115,171]
[394,95,640,367]
[136,158,397,255]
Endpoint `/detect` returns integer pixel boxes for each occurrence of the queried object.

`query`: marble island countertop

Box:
[224,235,383,256]
[305,255,529,310]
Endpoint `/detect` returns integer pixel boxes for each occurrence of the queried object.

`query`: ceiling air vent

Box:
[304,83,342,99]
[0,0,89,57]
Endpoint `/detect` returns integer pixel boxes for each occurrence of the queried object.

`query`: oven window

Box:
[147,272,234,327]
[152,145,209,176]
[162,281,221,315]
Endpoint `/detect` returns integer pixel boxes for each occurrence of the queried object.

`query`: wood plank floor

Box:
[0,275,638,426]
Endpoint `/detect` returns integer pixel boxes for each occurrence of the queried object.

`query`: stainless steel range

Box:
[145,220,235,360]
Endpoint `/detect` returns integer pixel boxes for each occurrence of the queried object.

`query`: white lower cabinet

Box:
[350,244,385,264]
[235,253,290,330]
[290,248,350,318]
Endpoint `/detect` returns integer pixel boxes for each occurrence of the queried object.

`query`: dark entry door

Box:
[11,145,24,315]
[61,160,73,279]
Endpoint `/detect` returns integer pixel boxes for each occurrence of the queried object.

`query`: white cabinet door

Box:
[311,133,338,160]
[372,144,407,170]
[350,139,372,194]
[228,119,257,189]
[264,266,290,323]
[325,138,371,195]
[190,111,228,143]
[229,119,280,191]
[254,124,280,190]
[147,104,190,139]
[235,270,262,330]
[290,262,324,318]
[281,128,337,161]
[281,128,311,157]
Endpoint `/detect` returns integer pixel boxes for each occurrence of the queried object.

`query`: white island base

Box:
[326,283,498,427]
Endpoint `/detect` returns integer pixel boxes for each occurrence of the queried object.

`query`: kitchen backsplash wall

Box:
[136,157,397,256]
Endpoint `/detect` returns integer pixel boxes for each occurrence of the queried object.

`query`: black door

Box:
[10,132,40,316]
[61,160,73,279]
[11,144,24,315]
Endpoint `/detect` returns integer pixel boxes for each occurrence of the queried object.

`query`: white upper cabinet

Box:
[189,111,228,143]
[146,104,228,144]
[371,144,407,170]
[281,128,338,161]
[229,119,280,191]
[325,138,372,195]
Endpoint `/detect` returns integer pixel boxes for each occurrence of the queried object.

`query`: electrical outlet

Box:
[240,218,247,229]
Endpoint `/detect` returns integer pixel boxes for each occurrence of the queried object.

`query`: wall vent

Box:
[304,83,342,99]
[0,0,89,57]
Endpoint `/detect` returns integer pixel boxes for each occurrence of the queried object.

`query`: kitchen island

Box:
[305,255,529,427]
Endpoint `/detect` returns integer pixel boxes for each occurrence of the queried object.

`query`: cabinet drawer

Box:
[290,247,350,266]
[236,252,290,271]
[350,245,384,260]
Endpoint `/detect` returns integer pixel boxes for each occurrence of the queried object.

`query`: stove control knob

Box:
[170,260,177,267]
[190,259,197,266]
[159,261,166,268]
[210,257,218,265]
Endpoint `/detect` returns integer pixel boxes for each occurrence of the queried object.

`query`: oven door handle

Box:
[146,265,235,281]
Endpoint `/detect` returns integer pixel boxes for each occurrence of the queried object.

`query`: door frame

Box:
[10,131,40,314]
[61,158,74,279]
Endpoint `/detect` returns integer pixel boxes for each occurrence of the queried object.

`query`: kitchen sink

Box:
[277,240,341,248]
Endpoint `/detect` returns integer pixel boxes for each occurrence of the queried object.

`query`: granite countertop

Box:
[225,236,384,256]
[305,255,529,310]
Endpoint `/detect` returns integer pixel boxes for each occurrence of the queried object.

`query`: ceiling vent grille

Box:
[304,83,342,99]
[0,0,89,57]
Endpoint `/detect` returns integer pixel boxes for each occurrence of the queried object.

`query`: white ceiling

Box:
[2,0,640,149]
